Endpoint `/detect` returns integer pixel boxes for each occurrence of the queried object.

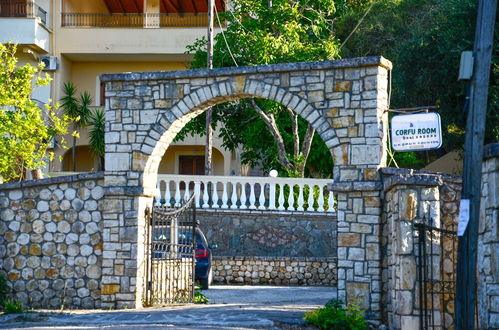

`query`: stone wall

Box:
[198,209,336,257]
[0,173,104,309]
[212,256,336,286]
[380,168,462,329]
[478,143,499,329]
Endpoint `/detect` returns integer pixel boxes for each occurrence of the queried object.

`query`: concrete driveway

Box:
[0,285,337,329]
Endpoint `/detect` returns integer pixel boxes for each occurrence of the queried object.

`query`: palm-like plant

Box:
[60,82,92,171]
[88,108,105,171]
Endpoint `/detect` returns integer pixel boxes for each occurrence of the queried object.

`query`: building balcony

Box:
[61,12,217,28]
[0,1,50,53]
[0,1,47,24]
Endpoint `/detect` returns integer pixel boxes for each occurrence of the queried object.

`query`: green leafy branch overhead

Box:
[0,43,71,182]
[181,0,340,178]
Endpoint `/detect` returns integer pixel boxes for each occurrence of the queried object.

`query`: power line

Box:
[338,1,376,51]
[215,5,239,67]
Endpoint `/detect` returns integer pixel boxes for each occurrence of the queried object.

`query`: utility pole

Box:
[455,0,497,328]
[205,0,214,176]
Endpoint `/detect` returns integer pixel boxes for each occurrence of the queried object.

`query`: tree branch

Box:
[283,106,299,159]
[249,99,293,170]
[297,122,316,176]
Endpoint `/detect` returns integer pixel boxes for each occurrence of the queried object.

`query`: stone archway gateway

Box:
[99,57,391,320]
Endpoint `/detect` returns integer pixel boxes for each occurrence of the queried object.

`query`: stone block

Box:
[132,152,149,171]
[334,81,350,92]
[350,145,381,165]
[105,153,130,171]
[400,315,419,330]
[346,282,370,310]
[101,284,120,295]
[338,233,361,247]
[140,110,158,124]
[349,248,365,260]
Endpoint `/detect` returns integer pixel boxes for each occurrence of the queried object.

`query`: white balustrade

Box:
[155,174,335,213]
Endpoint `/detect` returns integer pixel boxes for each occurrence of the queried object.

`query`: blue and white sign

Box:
[390,112,442,151]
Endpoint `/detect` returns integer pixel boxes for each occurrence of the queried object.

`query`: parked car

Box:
[152,226,217,289]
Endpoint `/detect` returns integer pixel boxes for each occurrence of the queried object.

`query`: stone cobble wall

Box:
[0,173,104,309]
[478,143,499,329]
[198,210,336,257]
[380,168,462,329]
[212,256,336,286]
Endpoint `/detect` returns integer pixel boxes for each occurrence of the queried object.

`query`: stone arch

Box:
[99,57,392,317]
[139,82,337,189]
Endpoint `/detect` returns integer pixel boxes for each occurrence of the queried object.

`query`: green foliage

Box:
[180,0,339,177]
[88,107,105,170]
[0,43,71,182]
[2,300,25,314]
[336,0,498,165]
[194,287,209,304]
[60,82,92,128]
[60,82,94,171]
[0,275,11,307]
[303,299,368,330]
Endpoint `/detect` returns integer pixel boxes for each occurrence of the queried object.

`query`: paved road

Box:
[0,286,337,329]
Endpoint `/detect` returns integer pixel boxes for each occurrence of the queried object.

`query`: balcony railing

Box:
[61,12,219,28]
[156,175,335,213]
[0,1,46,24]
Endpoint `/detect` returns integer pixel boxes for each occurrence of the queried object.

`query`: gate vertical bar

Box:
[417,223,423,330]
[191,201,195,301]
[144,206,151,306]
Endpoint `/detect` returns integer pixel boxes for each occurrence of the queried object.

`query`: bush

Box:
[2,300,24,314]
[303,299,368,330]
[0,275,11,308]
[194,288,209,304]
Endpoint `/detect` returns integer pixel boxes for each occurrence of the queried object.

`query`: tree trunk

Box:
[249,99,293,171]
[72,135,76,172]
[297,123,315,177]
[204,109,213,175]
[249,99,316,178]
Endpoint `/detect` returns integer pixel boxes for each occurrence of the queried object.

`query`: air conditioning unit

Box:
[40,56,58,71]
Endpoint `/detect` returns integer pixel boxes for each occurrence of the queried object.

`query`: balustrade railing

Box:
[156,175,335,213]
[61,12,220,28]
[0,1,46,24]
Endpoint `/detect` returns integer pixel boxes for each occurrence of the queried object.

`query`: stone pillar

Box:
[381,169,445,329]
[99,191,152,309]
[477,143,499,329]
[331,64,390,323]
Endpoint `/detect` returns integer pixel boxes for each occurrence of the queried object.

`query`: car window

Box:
[153,227,207,246]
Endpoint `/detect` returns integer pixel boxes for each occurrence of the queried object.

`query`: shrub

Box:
[194,288,209,304]
[303,299,368,330]
[0,275,11,307]
[3,300,24,314]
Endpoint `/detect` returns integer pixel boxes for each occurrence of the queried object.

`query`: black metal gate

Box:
[414,217,457,329]
[144,195,197,306]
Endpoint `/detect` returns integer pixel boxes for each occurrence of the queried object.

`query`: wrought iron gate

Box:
[144,195,196,306]
[414,217,457,329]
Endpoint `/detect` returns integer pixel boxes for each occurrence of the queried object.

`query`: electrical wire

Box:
[338,0,376,52]
[385,69,399,168]
[215,5,239,67]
